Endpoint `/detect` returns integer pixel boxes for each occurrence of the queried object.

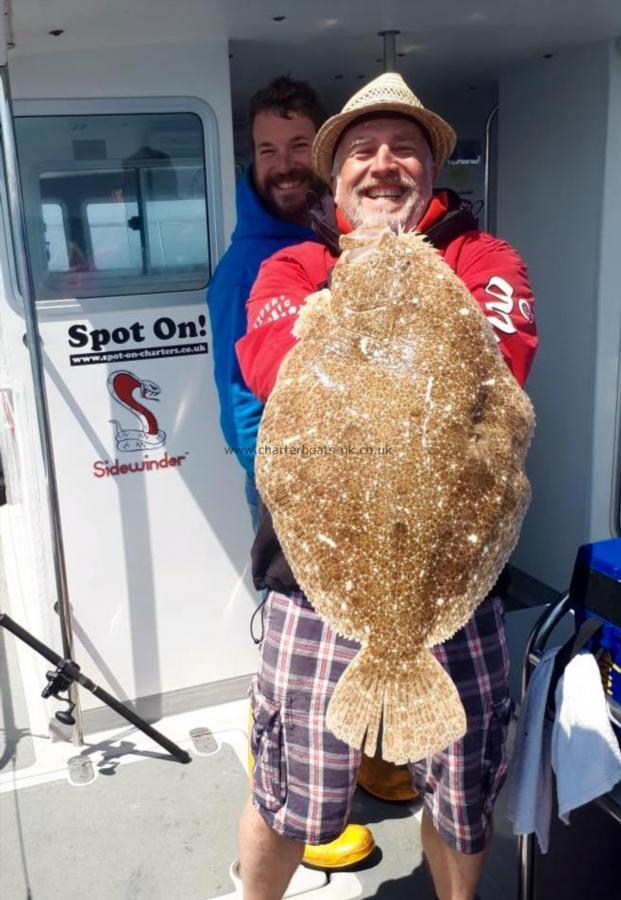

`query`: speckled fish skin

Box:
[256,226,534,764]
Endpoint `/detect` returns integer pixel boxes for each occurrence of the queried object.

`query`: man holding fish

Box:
[236,72,538,900]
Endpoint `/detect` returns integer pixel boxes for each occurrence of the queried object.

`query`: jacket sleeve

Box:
[206,266,264,476]
[454,233,538,387]
[236,250,320,402]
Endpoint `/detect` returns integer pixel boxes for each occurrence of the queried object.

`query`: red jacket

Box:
[236,197,537,401]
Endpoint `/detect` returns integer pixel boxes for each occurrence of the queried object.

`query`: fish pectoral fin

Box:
[292,289,333,340]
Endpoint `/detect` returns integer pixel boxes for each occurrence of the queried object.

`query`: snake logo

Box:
[107,370,167,452]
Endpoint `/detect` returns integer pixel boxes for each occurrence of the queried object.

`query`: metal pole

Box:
[608,330,621,536]
[517,591,571,900]
[0,64,83,743]
[378,30,400,72]
[483,105,499,234]
[517,831,534,900]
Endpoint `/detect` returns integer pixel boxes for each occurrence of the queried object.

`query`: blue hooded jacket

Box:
[206,167,317,475]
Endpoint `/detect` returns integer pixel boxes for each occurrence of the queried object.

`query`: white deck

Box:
[0,690,522,900]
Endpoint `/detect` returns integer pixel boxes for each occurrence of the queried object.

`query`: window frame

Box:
[11,96,224,315]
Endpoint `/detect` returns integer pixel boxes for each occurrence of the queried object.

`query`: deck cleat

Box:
[66,755,96,786]
[189,726,218,755]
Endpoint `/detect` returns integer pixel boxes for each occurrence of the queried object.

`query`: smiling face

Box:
[332,116,436,232]
[252,110,321,224]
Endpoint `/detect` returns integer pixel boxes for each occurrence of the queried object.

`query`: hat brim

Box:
[312,102,457,184]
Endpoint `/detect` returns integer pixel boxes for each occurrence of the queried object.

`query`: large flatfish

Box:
[256,227,534,764]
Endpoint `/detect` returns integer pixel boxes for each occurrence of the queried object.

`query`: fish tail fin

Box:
[327,648,467,765]
[381,651,467,764]
[326,648,384,756]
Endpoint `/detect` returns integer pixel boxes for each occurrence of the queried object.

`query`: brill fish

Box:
[256,227,534,764]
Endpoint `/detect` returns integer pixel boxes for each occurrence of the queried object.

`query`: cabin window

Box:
[15,112,211,300]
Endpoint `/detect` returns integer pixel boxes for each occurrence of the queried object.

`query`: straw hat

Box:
[312,72,456,183]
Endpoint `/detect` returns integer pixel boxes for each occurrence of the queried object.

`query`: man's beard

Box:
[336,172,431,232]
[257,167,324,224]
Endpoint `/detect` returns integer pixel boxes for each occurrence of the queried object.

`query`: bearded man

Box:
[236,72,538,900]
[207,76,325,529]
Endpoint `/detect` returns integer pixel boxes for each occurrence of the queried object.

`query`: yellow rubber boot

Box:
[247,707,375,869]
[356,754,419,802]
[301,823,375,869]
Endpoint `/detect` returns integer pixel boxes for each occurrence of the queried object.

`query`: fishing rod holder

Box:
[0,611,192,764]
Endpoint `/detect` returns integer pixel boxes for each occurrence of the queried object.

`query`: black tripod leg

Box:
[0,613,192,764]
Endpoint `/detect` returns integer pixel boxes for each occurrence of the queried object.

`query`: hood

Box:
[230,166,316,243]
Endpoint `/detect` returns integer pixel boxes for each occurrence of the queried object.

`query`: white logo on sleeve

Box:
[253,295,298,329]
[518,298,534,323]
[483,276,517,336]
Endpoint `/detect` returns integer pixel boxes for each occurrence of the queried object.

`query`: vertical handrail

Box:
[516,592,571,900]
[0,64,82,743]
[608,335,621,537]
[611,36,621,536]
[484,105,499,234]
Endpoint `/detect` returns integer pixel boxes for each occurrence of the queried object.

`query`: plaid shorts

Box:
[249,589,513,853]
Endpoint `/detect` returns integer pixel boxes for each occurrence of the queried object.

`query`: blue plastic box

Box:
[570,538,621,730]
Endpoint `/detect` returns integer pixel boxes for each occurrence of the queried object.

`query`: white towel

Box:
[552,651,621,822]
[506,647,621,854]
[505,647,557,853]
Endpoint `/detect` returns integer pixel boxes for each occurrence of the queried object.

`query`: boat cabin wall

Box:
[498,39,621,591]
[0,40,256,725]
